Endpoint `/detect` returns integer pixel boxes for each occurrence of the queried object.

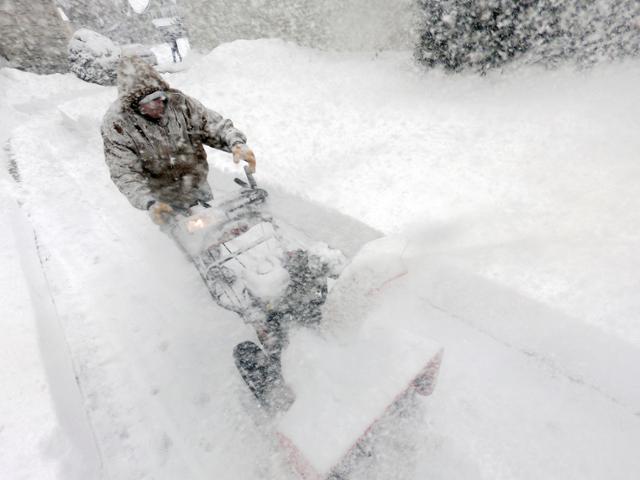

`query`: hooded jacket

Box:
[101,56,247,210]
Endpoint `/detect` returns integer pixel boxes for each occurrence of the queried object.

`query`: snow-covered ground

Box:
[1,39,640,479]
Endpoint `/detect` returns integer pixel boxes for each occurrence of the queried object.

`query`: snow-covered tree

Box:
[415,0,640,73]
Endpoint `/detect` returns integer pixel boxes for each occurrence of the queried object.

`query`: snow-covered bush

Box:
[415,0,640,73]
[529,0,640,67]
[68,29,121,85]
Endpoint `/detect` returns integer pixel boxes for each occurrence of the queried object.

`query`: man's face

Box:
[138,91,167,119]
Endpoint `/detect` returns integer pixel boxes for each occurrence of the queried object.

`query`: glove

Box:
[148,201,174,225]
[231,143,256,173]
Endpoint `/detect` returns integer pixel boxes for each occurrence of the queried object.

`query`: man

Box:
[101,56,299,410]
[165,29,182,63]
[101,55,255,223]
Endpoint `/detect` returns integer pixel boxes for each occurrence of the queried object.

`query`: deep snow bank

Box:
[0,68,107,480]
[0,184,101,480]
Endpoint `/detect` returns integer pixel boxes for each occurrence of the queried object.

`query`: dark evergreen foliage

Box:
[415,0,640,73]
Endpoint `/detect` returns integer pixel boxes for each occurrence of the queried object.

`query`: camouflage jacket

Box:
[101,56,246,210]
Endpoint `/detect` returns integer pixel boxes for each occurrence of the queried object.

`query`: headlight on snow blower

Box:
[187,217,207,233]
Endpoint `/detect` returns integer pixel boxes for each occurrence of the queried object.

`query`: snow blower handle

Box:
[244,165,257,189]
[234,165,258,189]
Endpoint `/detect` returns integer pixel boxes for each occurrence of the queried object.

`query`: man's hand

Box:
[232,143,256,173]
[148,201,174,225]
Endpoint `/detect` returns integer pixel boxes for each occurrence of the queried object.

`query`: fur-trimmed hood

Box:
[117,55,170,110]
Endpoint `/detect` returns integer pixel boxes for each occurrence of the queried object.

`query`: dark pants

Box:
[171,40,182,63]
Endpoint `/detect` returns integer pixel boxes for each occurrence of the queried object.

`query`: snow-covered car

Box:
[68,29,157,85]
[68,28,121,85]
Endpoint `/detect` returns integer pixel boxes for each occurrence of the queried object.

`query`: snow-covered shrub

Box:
[68,29,121,85]
[415,0,640,73]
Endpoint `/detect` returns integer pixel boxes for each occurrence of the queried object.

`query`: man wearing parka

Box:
[101,56,256,223]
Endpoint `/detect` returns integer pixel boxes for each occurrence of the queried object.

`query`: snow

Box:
[56,7,69,22]
[2,38,640,479]
[68,29,121,85]
[0,71,104,480]
[151,38,191,69]
[278,237,441,476]
[128,0,149,15]
[0,182,62,480]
